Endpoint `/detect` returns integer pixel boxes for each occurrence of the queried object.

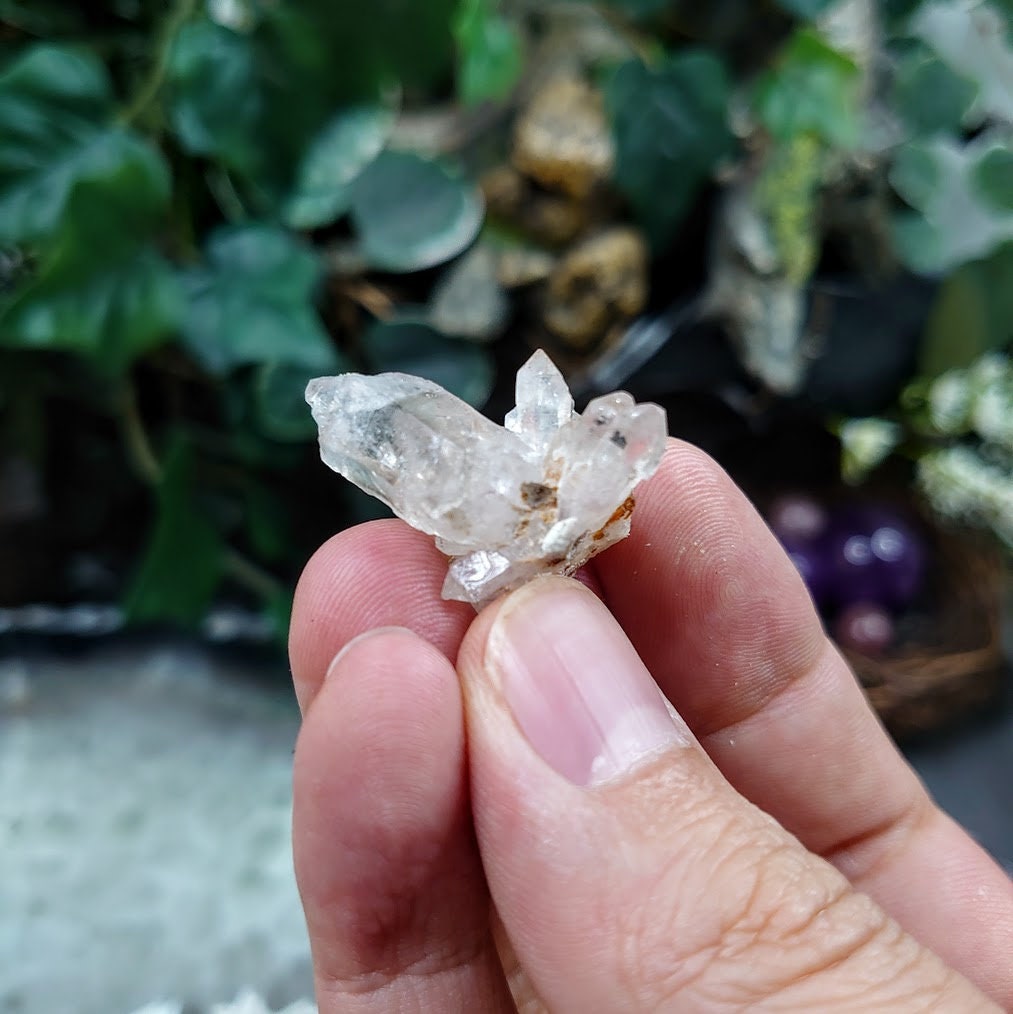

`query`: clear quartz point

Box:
[306,350,667,606]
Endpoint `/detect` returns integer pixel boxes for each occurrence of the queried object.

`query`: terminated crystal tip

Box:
[306,350,667,606]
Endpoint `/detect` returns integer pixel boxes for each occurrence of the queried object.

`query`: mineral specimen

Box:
[306,350,667,605]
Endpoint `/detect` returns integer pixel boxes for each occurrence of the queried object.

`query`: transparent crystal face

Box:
[306,350,667,606]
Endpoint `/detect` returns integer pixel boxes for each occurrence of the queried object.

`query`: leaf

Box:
[181,224,335,374]
[124,438,226,628]
[973,147,1013,210]
[0,0,91,35]
[282,104,396,229]
[454,0,524,106]
[590,0,672,16]
[0,158,181,371]
[753,28,862,147]
[911,0,1013,124]
[890,134,1013,273]
[1,249,181,370]
[167,3,458,205]
[267,0,459,100]
[167,16,326,202]
[974,240,1013,330]
[363,318,495,406]
[920,244,1013,376]
[605,50,733,248]
[892,49,978,135]
[880,0,928,26]
[349,151,484,272]
[921,268,993,376]
[890,141,941,209]
[166,20,263,176]
[167,15,392,205]
[773,0,838,18]
[0,44,165,245]
[254,357,347,441]
[429,242,509,340]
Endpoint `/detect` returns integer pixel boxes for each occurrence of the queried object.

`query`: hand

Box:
[289,439,1013,1012]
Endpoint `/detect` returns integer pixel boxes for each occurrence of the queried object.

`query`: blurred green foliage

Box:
[0,0,1010,636]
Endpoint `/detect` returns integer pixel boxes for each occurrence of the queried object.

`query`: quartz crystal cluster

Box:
[306,350,667,605]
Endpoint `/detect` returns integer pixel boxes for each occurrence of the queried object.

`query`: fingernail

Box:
[327,626,413,677]
[488,579,690,786]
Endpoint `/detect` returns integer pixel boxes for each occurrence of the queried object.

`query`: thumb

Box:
[457,577,995,1013]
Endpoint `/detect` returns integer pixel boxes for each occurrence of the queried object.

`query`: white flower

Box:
[206,0,256,32]
[969,353,1013,450]
[839,417,902,484]
[927,371,971,435]
[918,444,1013,548]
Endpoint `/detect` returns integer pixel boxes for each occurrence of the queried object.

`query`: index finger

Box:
[289,518,472,712]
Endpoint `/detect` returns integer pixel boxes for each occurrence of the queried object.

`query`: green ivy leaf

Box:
[605,50,733,248]
[349,151,484,272]
[880,0,927,26]
[363,318,494,406]
[254,357,348,441]
[975,241,1013,331]
[0,157,181,371]
[167,15,391,206]
[891,135,1013,273]
[920,247,1013,376]
[973,147,1013,211]
[0,44,166,245]
[893,49,978,135]
[268,0,459,101]
[0,0,91,36]
[890,141,941,209]
[754,28,861,147]
[773,0,837,17]
[166,20,263,177]
[283,104,396,229]
[182,224,335,373]
[124,437,226,628]
[454,0,524,106]
[1,249,181,370]
[911,0,1013,125]
[166,4,460,206]
[587,0,671,16]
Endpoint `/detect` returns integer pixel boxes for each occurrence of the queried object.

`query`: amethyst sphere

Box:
[833,601,895,656]
[827,505,926,611]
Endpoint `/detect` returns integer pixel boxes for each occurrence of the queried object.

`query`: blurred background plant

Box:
[0,0,1010,644]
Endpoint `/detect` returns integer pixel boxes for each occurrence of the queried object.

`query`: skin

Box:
[289,438,1013,1012]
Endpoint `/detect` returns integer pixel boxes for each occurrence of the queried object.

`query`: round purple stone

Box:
[827,504,926,611]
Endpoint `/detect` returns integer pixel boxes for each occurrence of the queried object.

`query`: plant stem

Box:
[224,547,283,601]
[206,167,249,223]
[120,380,163,485]
[119,0,197,127]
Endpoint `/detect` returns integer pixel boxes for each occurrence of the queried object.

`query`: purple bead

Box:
[834,601,894,656]
[827,504,926,611]
[768,494,829,543]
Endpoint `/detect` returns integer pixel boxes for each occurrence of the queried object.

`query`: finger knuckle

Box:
[611,802,917,1010]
